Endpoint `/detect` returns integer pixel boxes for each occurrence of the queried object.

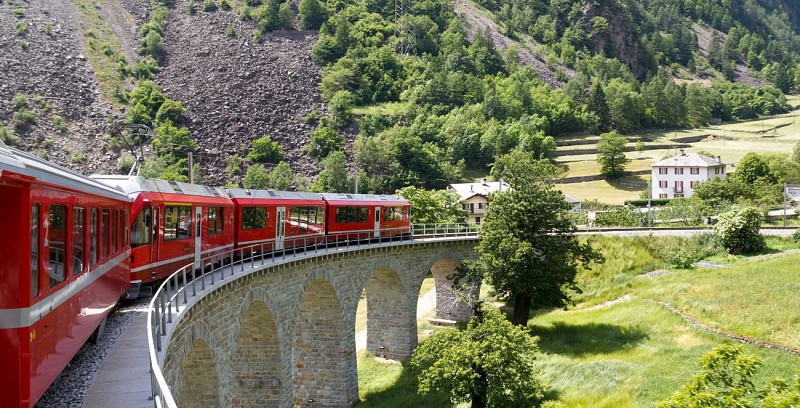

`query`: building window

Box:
[675,167,684,175]
[658,167,668,175]
[207,207,224,235]
[659,180,668,188]
[475,217,481,224]
[690,181,696,188]
[674,193,684,198]
[675,180,684,192]
[164,205,192,240]
[690,167,699,175]
[478,202,485,209]
[659,194,668,199]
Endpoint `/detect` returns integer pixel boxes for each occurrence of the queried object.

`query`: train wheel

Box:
[89,316,108,344]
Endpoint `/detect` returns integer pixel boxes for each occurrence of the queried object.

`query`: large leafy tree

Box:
[473,149,600,325]
[410,305,544,408]
[596,130,629,179]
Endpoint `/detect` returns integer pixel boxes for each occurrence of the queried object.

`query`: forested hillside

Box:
[1,0,799,190]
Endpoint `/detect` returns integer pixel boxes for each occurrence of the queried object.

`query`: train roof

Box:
[320,193,410,205]
[0,141,131,201]
[226,188,325,202]
[91,175,229,199]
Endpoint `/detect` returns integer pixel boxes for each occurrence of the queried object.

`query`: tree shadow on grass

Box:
[356,360,453,408]
[530,322,648,357]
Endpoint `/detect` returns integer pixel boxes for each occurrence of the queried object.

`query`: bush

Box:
[219,0,231,9]
[225,24,235,37]
[299,0,326,29]
[306,122,343,159]
[16,21,27,35]
[0,126,20,146]
[187,0,197,14]
[140,30,164,58]
[12,93,28,109]
[793,229,800,242]
[329,90,355,127]
[52,114,67,133]
[133,56,160,80]
[624,199,670,207]
[655,233,722,269]
[595,206,645,227]
[714,206,765,254]
[202,0,217,12]
[247,135,282,163]
[13,109,37,129]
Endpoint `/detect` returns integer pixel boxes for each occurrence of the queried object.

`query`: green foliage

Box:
[658,198,709,225]
[133,56,160,80]
[155,99,187,125]
[202,0,217,11]
[313,150,351,193]
[596,131,629,179]
[306,122,344,160]
[70,153,86,163]
[225,24,235,37]
[299,0,326,29]
[594,206,646,227]
[139,156,190,182]
[12,93,28,109]
[410,306,545,407]
[13,109,37,129]
[152,120,195,159]
[139,30,164,58]
[243,162,294,190]
[793,229,800,243]
[469,150,600,325]
[117,154,135,174]
[0,126,20,146]
[657,344,783,408]
[395,186,465,224]
[243,163,269,188]
[329,90,355,127]
[44,21,52,35]
[51,114,67,133]
[225,155,243,175]
[735,152,778,185]
[247,135,283,164]
[187,0,197,14]
[714,207,765,254]
[656,233,722,269]
[15,21,27,35]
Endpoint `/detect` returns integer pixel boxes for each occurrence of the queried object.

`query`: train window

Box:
[101,209,109,260]
[111,209,117,254]
[383,207,403,221]
[117,209,124,251]
[207,207,224,235]
[72,208,85,275]
[31,204,40,298]
[48,204,67,288]
[90,209,98,266]
[164,205,192,241]
[335,206,369,223]
[131,207,151,247]
[242,206,266,230]
[124,209,129,246]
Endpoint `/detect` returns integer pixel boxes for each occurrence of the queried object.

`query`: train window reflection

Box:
[73,208,85,275]
[131,208,151,248]
[31,204,39,298]
[207,207,224,235]
[242,207,266,230]
[335,206,369,223]
[48,204,67,287]
[90,209,98,266]
[101,209,109,260]
[164,205,192,241]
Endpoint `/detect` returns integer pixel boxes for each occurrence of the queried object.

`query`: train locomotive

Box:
[1,141,410,407]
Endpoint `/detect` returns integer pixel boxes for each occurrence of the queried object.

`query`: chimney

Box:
[481,178,488,185]
[470,185,473,192]
[717,155,722,163]
[679,149,685,156]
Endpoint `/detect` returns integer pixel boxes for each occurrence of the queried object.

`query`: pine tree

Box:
[589,82,612,133]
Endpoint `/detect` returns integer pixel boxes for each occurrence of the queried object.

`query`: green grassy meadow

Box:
[356,237,800,407]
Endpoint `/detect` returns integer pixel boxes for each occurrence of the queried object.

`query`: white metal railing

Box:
[146,224,478,408]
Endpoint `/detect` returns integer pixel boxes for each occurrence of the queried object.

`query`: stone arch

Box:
[362,266,416,359]
[292,279,357,407]
[179,337,221,407]
[428,251,479,323]
[230,294,287,407]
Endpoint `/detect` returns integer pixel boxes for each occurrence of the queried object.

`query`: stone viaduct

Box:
[158,238,478,408]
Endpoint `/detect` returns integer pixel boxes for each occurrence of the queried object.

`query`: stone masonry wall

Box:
[162,240,477,408]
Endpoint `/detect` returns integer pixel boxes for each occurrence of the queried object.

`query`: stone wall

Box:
[161,240,477,408]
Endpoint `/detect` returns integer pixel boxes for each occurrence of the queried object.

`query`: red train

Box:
[0,143,131,407]
[2,142,411,407]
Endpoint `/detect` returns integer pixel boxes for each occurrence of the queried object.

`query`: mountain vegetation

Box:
[2,0,800,190]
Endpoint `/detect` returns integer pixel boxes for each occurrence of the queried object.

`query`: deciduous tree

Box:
[596,131,629,179]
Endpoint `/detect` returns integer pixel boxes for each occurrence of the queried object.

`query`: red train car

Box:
[0,142,131,407]
[321,193,411,240]
[92,176,235,288]
[227,188,327,251]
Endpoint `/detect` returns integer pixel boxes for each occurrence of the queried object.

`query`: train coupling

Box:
[125,280,143,299]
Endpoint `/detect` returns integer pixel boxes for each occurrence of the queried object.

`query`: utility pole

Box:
[188,152,194,184]
[784,182,788,228]
[647,178,652,227]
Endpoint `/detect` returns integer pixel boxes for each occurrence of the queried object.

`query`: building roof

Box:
[564,194,581,204]
[652,151,724,168]
[449,180,510,201]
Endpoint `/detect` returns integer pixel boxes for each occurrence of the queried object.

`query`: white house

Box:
[449,179,510,225]
[651,150,726,199]
[449,179,581,224]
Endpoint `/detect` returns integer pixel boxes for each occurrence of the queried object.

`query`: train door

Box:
[373,206,381,238]
[150,206,159,270]
[194,206,202,270]
[275,207,286,250]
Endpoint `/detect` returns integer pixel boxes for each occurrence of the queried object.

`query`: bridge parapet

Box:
[148,229,478,408]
